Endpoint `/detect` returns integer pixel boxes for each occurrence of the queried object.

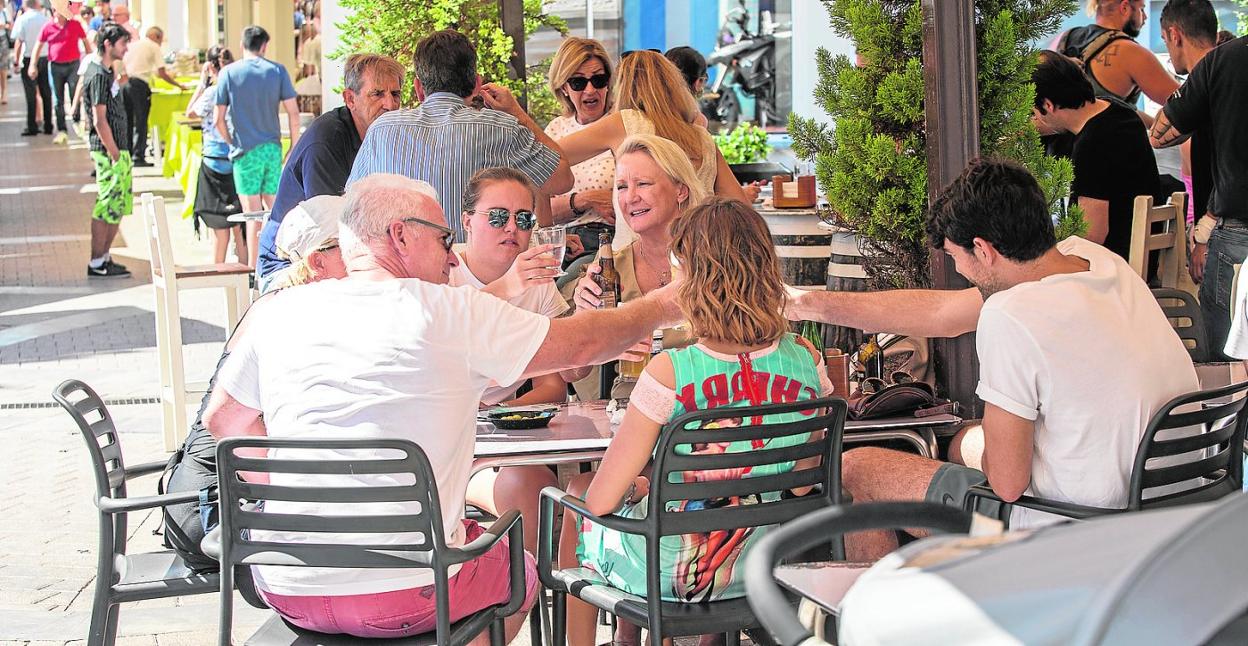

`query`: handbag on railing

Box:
[847,372,959,420]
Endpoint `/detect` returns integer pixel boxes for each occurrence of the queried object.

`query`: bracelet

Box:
[621,480,638,507]
[1193,215,1217,245]
[569,192,586,216]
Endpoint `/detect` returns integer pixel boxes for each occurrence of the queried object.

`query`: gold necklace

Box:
[635,240,671,287]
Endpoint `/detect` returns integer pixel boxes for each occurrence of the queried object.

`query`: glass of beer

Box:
[619,330,663,381]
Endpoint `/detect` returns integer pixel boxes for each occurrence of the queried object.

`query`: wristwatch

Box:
[569,192,588,216]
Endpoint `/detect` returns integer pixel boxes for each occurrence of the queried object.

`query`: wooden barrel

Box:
[760,206,833,290]
[825,230,868,353]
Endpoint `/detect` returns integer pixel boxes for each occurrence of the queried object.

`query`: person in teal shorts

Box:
[556,198,835,646]
[214,25,299,268]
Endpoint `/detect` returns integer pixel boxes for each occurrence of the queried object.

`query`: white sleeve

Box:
[464,288,552,389]
[974,306,1043,421]
[214,322,263,411]
[539,282,571,319]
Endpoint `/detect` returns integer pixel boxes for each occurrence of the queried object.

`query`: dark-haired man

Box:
[1151,2,1248,361]
[1055,0,1179,108]
[347,29,573,242]
[1032,50,1158,261]
[214,25,300,268]
[82,21,133,277]
[793,159,1195,559]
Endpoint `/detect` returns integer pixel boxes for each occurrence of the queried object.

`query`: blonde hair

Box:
[614,50,705,166]
[670,198,788,346]
[275,238,338,289]
[547,37,614,118]
[616,134,709,213]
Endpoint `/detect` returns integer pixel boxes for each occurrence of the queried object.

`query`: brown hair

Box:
[461,167,538,214]
[614,50,705,166]
[547,37,614,118]
[669,198,788,346]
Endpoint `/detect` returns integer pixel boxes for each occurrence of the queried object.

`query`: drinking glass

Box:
[532,226,568,277]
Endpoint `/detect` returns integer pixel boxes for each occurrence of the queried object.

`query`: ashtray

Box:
[485,409,556,430]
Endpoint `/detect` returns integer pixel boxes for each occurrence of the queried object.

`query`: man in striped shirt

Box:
[347,29,573,242]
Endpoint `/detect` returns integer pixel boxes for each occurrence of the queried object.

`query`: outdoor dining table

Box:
[773,561,874,616]
[472,400,961,475]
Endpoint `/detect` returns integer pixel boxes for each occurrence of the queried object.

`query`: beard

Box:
[1122,19,1142,39]
[974,279,1004,301]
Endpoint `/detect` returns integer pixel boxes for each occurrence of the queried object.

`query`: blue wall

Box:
[623,0,666,52]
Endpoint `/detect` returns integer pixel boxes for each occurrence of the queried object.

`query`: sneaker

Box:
[42,127,53,135]
[106,259,128,272]
[52,132,68,145]
[133,159,154,168]
[87,262,131,278]
[20,129,38,137]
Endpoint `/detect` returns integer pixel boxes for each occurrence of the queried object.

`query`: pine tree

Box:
[790,0,1084,289]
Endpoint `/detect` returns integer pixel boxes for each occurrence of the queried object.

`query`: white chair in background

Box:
[140,193,252,450]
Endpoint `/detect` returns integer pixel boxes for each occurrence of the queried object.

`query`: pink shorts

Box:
[259,520,538,638]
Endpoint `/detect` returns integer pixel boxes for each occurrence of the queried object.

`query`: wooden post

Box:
[499,0,527,109]
[921,0,981,417]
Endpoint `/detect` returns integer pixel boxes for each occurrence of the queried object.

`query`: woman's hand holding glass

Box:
[490,243,561,300]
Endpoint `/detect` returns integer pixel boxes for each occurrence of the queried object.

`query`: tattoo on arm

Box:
[1150,112,1191,149]
[1095,43,1120,68]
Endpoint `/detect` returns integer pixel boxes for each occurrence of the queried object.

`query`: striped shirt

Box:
[346,93,562,241]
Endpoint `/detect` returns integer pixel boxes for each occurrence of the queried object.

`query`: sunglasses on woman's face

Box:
[476,208,538,231]
[566,73,610,92]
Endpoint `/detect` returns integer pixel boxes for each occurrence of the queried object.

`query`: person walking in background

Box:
[189,46,245,264]
[123,26,186,167]
[12,0,51,136]
[0,2,14,105]
[82,21,133,278]
[214,25,300,268]
[28,1,89,144]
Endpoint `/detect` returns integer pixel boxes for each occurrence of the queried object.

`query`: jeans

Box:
[122,77,152,161]
[49,60,80,133]
[20,56,51,133]
[1200,226,1248,361]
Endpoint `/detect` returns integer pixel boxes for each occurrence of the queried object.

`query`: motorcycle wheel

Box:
[714,90,741,134]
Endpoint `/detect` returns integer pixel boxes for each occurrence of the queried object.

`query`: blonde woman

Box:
[558,197,833,646]
[567,134,709,400]
[553,49,747,245]
[545,37,616,255]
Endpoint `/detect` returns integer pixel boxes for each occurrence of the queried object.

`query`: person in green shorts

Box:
[555,198,835,646]
[82,21,132,278]
[214,25,300,268]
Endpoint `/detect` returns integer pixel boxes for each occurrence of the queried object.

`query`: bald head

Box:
[146,26,164,42]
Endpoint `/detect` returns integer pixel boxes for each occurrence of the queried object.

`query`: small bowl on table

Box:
[485,409,556,430]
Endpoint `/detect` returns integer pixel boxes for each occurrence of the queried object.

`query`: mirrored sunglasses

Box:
[566,73,610,91]
[478,208,537,231]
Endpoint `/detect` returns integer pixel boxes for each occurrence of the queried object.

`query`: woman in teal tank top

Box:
[557,198,833,646]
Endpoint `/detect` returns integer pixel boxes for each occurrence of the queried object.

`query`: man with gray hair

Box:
[257,53,405,289]
[204,173,675,642]
[122,25,186,166]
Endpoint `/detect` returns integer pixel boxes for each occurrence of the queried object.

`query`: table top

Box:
[473,401,960,459]
[774,561,873,615]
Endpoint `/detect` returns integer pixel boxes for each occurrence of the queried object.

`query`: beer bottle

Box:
[594,232,621,309]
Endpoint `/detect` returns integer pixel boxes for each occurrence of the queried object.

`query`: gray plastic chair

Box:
[537,396,848,645]
[53,379,220,646]
[966,380,1248,524]
[1153,288,1209,363]
[206,436,526,646]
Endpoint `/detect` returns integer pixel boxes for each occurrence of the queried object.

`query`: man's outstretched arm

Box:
[786,286,983,339]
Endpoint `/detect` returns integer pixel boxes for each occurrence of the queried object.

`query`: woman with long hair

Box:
[559,197,834,646]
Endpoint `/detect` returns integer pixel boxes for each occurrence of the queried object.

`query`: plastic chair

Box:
[966,380,1248,525]
[140,193,252,451]
[205,436,526,646]
[53,380,220,646]
[1153,287,1210,363]
[744,502,972,646]
[537,396,848,645]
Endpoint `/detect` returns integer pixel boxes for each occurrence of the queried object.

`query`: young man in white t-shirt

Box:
[203,173,680,642]
[827,158,1197,561]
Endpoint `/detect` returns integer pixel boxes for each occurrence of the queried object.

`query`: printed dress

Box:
[577,334,827,602]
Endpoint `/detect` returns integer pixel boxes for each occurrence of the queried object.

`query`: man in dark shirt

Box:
[1152,19,1248,359]
[256,53,403,289]
[82,22,132,278]
[1032,51,1158,261]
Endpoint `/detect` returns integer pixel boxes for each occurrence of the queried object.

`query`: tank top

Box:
[1058,25,1141,105]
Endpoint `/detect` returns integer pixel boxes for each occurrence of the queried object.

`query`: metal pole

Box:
[499,0,528,109]
[921,0,981,417]
[586,0,595,39]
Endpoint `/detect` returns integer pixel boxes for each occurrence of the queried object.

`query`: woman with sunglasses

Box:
[453,167,569,556]
[545,37,618,261]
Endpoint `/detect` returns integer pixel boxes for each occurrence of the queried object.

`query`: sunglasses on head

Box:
[475,208,537,231]
[566,73,610,91]
[401,217,455,251]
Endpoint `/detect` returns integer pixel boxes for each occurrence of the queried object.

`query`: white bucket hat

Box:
[276,195,345,262]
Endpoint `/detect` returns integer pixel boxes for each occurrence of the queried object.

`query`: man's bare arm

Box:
[92,103,120,160]
[522,288,680,378]
[1150,109,1191,149]
[979,403,1035,502]
[786,286,983,339]
[214,104,231,145]
[1077,197,1110,245]
[1125,42,1180,106]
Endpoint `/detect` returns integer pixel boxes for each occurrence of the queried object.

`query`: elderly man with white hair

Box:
[203,173,678,643]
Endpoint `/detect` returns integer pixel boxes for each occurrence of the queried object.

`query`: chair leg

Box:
[528,604,542,646]
[224,285,241,334]
[104,603,120,646]
[489,618,505,646]
[87,597,111,646]
[725,630,741,646]
[552,591,567,646]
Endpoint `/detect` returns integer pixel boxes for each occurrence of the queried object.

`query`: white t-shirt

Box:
[123,37,163,82]
[215,277,551,596]
[449,252,569,405]
[1224,267,1248,359]
[975,237,1198,528]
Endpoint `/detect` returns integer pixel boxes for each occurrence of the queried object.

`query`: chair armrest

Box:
[542,487,647,534]
[443,509,522,564]
[97,489,202,514]
[125,459,170,479]
[537,486,648,593]
[964,484,1118,521]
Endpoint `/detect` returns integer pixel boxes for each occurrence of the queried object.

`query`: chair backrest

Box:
[1152,287,1209,363]
[1128,192,1193,292]
[1130,380,1248,509]
[141,193,177,292]
[52,379,131,555]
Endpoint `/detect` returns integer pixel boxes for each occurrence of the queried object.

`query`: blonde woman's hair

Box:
[669,198,788,346]
[547,37,614,118]
[276,238,338,289]
[616,134,709,213]
[614,50,705,166]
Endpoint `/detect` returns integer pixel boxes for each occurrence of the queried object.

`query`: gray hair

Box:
[344,53,405,94]
[339,174,441,260]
